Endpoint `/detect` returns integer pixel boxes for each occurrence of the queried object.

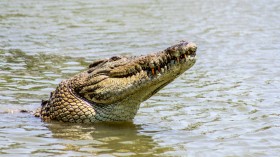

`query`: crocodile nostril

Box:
[186,42,197,55]
[189,49,196,55]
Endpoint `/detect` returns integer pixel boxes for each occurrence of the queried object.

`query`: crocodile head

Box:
[70,41,197,107]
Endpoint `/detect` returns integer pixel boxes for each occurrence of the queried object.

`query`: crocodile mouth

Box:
[144,51,196,79]
[109,41,197,79]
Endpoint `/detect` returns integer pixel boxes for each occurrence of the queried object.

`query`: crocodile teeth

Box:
[161,68,164,73]
[164,65,167,71]
[184,54,188,62]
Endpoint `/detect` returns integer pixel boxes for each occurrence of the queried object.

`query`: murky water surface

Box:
[1,0,280,156]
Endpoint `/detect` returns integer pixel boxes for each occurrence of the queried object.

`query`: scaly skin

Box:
[36,41,197,123]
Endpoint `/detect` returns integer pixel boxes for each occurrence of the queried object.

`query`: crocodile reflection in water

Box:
[36,41,197,123]
[45,121,173,155]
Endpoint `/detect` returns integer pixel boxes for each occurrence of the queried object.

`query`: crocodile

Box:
[35,41,197,123]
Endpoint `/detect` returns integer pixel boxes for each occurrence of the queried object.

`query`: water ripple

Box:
[1,0,280,156]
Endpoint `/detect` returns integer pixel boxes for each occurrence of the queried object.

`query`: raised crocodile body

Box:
[36,41,197,123]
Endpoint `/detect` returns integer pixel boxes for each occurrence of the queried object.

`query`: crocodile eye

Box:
[110,56,122,61]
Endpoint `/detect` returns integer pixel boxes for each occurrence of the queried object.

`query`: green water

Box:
[1,0,280,156]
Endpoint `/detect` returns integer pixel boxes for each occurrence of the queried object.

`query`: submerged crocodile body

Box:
[36,41,197,123]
